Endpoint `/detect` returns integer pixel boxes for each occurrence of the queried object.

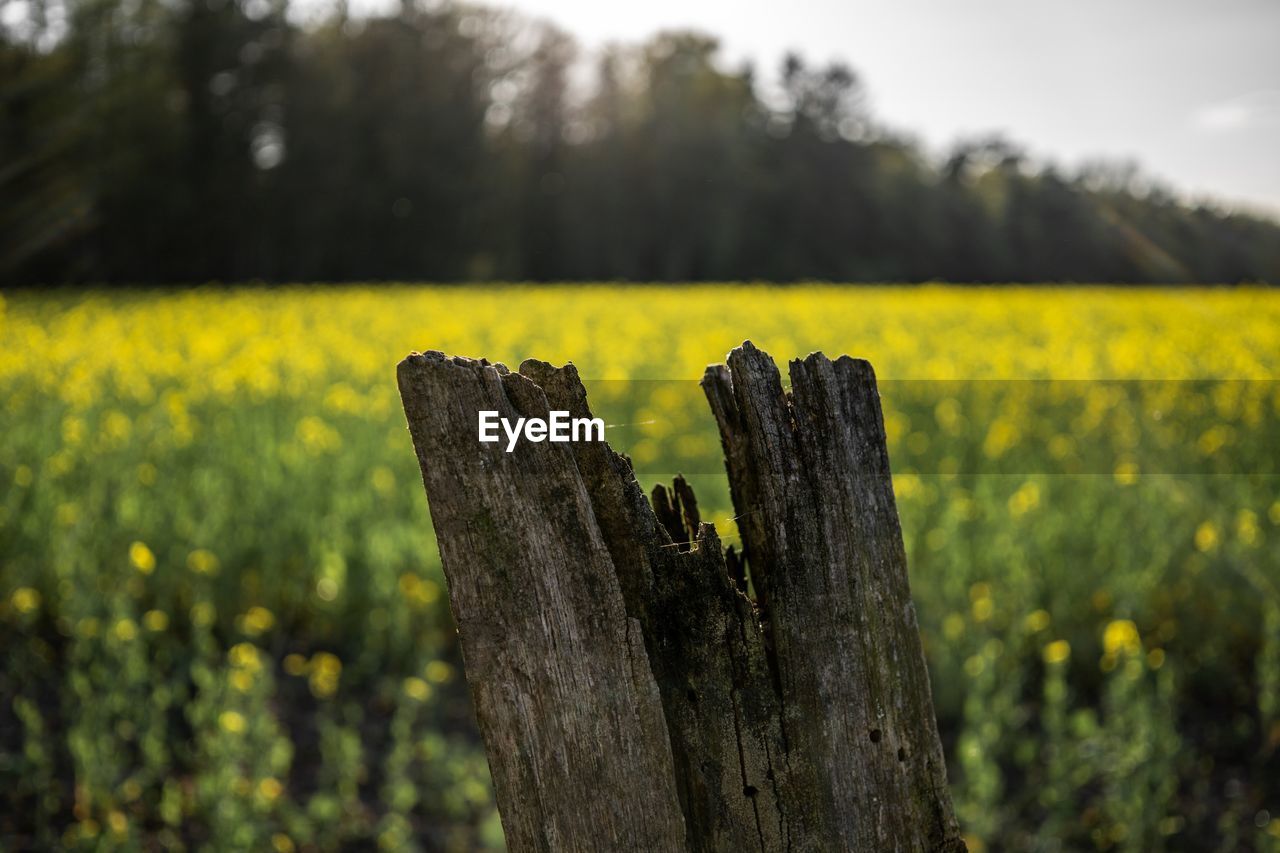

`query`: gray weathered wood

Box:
[702,342,965,852]
[398,342,965,853]
[397,352,688,852]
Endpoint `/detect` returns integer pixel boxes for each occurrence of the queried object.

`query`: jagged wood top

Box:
[398,343,964,853]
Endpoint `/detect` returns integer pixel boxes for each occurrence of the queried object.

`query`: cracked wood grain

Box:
[398,343,965,853]
[702,342,965,852]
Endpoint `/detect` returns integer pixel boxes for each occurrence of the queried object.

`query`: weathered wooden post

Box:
[397,342,964,852]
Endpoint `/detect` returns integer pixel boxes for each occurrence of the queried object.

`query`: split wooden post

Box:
[397,342,965,853]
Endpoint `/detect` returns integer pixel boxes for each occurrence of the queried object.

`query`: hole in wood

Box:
[396,343,966,852]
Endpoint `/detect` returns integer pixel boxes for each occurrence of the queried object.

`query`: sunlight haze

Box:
[450,0,1280,217]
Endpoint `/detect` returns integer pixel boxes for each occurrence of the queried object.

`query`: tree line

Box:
[3,0,1279,284]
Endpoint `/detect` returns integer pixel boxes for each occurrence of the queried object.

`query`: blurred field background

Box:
[2,285,1279,851]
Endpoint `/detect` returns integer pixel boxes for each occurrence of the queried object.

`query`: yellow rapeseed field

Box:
[5,286,1279,396]
[2,285,1279,850]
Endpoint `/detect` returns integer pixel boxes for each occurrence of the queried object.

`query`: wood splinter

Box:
[397,341,965,853]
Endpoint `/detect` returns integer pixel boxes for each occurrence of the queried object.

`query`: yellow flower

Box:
[1194,521,1219,552]
[297,415,341,454]
[143,609,169,631]
[1112,461,1139,486]
[1103,619,1141,656]
[424,660,454,683]
[107,810,128,836]
[56,502,79,526]
[258,777,283,801]
[129,541,156,574]
[1042,639,1071,665]
[983,419,1020,459]
[113,618,138,642]
[229,642,263,672]
[238,606,275,636]
[399,573,440,608]
[219,710,246,734]
[1007,482,1040,516]
[13,465,33,487]
[187,549,220,575]
[972,597,994,622]
[309,652,342,698]
[103,410,131,443]
[934,398,962,433]
[1236,510,1259,546]
[969,582,994,622]
[61,415,85,446]
[1024,609,1051,633]
[10,586,41,614]
[272,833,296,853]
[403,677,431,701]
[1197,425,1231,456]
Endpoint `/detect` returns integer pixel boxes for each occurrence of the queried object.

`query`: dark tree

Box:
[3,0,1278,284]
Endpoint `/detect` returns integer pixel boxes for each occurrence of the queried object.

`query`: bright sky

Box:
[474,0,1280,218]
